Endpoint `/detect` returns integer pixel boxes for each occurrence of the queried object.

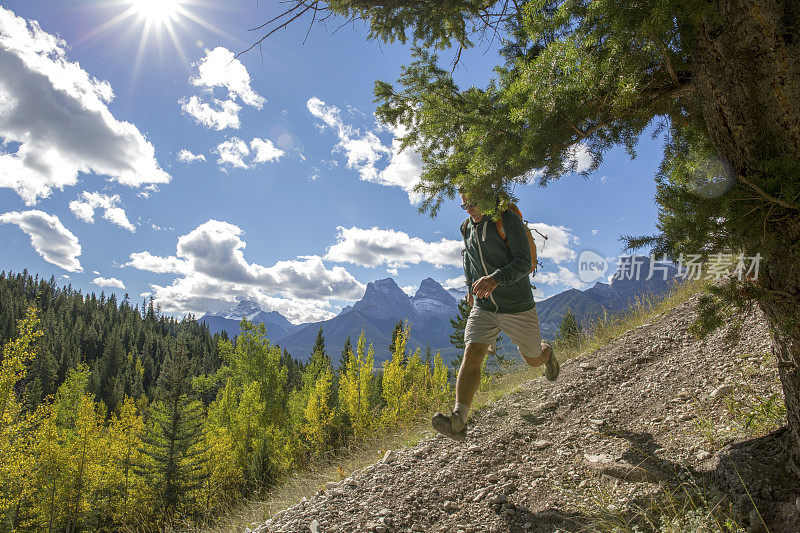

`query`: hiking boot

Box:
[431,411,467,441]
[544,344,559,381]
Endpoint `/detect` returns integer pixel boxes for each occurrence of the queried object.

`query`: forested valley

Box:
[0,270,452,531]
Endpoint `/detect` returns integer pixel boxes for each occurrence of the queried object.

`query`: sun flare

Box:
[129,0,182,23]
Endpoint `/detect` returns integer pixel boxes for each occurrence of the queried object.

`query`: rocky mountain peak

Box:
[220,298,262,319]
[413,277,456,306]
[352,277,414,319]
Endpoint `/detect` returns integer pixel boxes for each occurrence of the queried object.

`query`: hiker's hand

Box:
[472,275,498,299]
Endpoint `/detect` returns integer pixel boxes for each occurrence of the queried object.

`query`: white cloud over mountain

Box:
[180,47,264,130]
[0,7,169,205]
[69,191,135,232]
[125,219,365,322]
[0,210,82,272]
[307,97,423,203]
[534,265,587,290]
[443,277,466,289]
[324,226,462,269]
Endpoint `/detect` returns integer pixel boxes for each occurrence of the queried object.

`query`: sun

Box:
[129,0,183,23]
[80,0,238,77]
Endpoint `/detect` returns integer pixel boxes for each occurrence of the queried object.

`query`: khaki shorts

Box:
[464,305,542,358]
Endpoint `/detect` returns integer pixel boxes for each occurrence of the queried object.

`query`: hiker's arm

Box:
[462,247,474,305]
[490,211,531,285]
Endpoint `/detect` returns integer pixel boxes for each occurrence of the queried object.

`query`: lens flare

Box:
[130,0,182,23]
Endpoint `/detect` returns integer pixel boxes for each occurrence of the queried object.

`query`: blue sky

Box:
[0,0,665,323]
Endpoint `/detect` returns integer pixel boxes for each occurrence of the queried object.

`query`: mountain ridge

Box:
[200,256,682,364]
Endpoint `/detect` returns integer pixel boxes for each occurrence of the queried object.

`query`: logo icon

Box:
[578,250,608,283]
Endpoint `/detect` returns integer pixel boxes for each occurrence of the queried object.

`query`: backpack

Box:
[461,204,539,276]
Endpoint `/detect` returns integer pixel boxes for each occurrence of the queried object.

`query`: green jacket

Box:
[460,210,535,314]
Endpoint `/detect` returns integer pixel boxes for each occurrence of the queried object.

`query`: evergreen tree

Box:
[311,327,328,368]
[339,336,352,377]
[424,344,432,371]
[136,345,208,515]
[388,320,403,354]
[448,296,470,351]
[556,307,581,348]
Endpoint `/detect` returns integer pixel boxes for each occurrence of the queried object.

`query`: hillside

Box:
[253,289,798,532]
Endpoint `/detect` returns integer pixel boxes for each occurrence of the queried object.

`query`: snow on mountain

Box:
[351,278,415,321]
[212,298,263,320]
[410,277,458,318]
[446,285,468,301]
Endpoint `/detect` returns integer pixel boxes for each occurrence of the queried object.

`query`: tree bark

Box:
[689,0,800,472]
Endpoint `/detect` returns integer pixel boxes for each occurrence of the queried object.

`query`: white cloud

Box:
[535,265,587,290]
[0,7,170,204]
[250,138,284,163]
[378,124,424,203]
[324,226,462,269]
[69,191,135,231]
[190,47,264,108]
[93,276,124,289]
[0,210,82,271]
[180,47,264,131]
[215,137,284,169]
[565,142,593,174]
[401,285,415,296]
[307,97,422,203]
[528,222,580,264]
[591,229,598,236]
[180,95,241,130]
[386,267,398,276]
[178,149,206,163]
[137,184,158,199]
[125,219,365,322]
[443,276,466,289]
[216,137,250,168]
[126,251,188,274]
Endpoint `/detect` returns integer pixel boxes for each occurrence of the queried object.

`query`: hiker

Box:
[431,190,559,440]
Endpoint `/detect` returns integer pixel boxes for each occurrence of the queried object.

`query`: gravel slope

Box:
[255,291,798,533]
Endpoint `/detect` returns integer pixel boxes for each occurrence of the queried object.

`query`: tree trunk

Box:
[689,0,800,472]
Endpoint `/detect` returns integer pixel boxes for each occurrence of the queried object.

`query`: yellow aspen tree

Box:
[105,397,145,526]
[303,368,333,456]
[0,307,42,429]
[430,353,451,411]
[0,306,43,528]
[339,331,374,440]
[381,321,413,426]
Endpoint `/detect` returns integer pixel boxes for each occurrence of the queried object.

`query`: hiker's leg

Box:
[455,306,499,423]
[455,342,490,408]
[499,307,552,368]
[522,342,552,368]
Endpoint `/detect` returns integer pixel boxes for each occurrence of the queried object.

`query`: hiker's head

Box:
[458,189,483,222]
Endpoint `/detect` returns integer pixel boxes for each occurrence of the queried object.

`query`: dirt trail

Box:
[256,292,798,533]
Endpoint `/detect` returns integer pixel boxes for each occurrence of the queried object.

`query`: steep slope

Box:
[256,290,798,533]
